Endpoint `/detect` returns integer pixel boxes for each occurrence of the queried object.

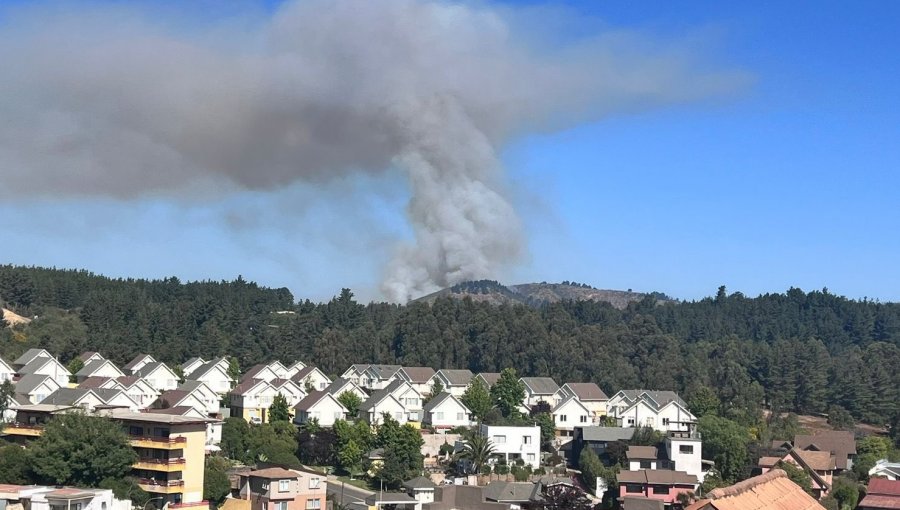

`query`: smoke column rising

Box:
[0,0,744,301]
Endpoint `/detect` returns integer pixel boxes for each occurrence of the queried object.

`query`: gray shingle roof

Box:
[618,390,686,411]
[123,354,154,371]
[13,349,50,367]
[14,373,54,394]
[325,378,356,395]
[76,358,121,377]
[423,392,458,413]
[475,373,501,388]
[402,476,436,490]
[563,382,608,401]
[361,388,401,411]
[400,367,435,384]
[580,426,636,442]
[41,388,94,406]
[483,481,536,502]
[134,361,174,378]
[437,369,473,386]
[366,365,402,380]
[520,377,560,395]
[18,357,62,375]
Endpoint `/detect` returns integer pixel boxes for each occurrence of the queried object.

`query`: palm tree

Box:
[456,434,496,474]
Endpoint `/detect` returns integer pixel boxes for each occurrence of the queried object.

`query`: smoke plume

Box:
[0,0,743,301]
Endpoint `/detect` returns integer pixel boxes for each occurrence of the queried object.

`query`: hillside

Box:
[414,279,668,309]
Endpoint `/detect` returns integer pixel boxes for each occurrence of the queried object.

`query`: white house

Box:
[423,392,471,430]
[385,380,425,421]
[177,380,222,416]
[42,388,138,412]
[325,378,368,401]
[270,378,307,409]
[181,357,206,377]
[292,366,332,392]
[477,424,541,469]
[133,362,179,392]
[123,353,156,374]
[397,367,437,395]
[117,376,161,409]
[187,359,234,395]
[473,373,501,389]
[551,395,592,436]
[361,365,402,390]
[519,377,562,408]
[229,379,279,424]
[362,391,408,426]
[241,363,280,384]
[341,364,370,386]
[282,361,307,380]
[79,376,125,391]
[155,389,209,415]
[14,373,62,404]
[17,356,71,387]
[870,459,900,480]
[77,351,106,364]
[293,390,347,428]
[560,382,609,420]
[607,390,696,432]
[75,359,125,383]
[430,369,474,397]
[12,348,53,370]
[664,430,704,481]
[0,357,15,382]
[267,360,288,378]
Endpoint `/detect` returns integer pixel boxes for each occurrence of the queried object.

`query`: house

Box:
[859,478,900,510]
[341,364,370,386]
[403,476,437,506]
[519,377,562,408]
[238,467,327,510]
[187,358,234,395]
[270,378,307,409]
[430,369,474,397]
[480,477,575,508]
[398,366,437,395]
[870,459,900,480]
[474,372,501,389]
[551,395,592,437]
[0,484,131,510]
[759,447,834,499]
[384,380,425,421]
[423,392,471,430]
[293,390,347,427]
[17,356,71,387]
[560,382,609,419]
[118,376,162,409]
[11,348,52,370]
[568,426,636,466]
[291,366,332,392]
[75,359,125,383]
[79,376,125,391]
[13,373,62,404]
[181,357,206,377]
[282,361,307,380]
[361,364,403,390]
[123,353,157,374]
[230,379,279,424]
[133,362,180,392]
[478,424,541,469]
[155,390,209,416]
[267,360,288,378]
[176,380,222,416]
[241,363,280,384]
[686,469,822,510]
[77,351,105,364]
[793,430,857,472]
[361,390,408,426]
[147,406,222,448]
[0,357,14,382]
[325,378,368,401]
[607,390,697,432]
[41,387,139,412]
[623,428,708,483]
[617,469,698,506]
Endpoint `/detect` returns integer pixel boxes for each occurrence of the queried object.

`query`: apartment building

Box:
[238,467,327,510]
[476,424,541,469]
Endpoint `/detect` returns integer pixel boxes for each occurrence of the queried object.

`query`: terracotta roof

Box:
[757,456,781,468]
[249,467,297,479]
[400,367,436,383]
[794,430,856,470]
[858,494,900,509]
[685,469,823,510]
[564,382,608,401]
[794,449,835,471]
[626,446,660,460]
[617,469,697,486]
[870,478,900,496]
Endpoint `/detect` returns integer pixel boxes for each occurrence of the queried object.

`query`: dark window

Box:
[640,461,652,469]
[679,445,694,454]
[653,486,670,495]
[626,484,643,494]
[129,426,143,436]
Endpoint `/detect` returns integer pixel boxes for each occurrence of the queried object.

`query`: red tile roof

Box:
[870,478,900,496]
[685,469,822,510]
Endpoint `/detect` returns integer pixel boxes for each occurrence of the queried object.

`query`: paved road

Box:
[326,478,375,507]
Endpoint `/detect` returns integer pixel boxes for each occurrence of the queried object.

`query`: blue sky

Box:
[2,0,899,303]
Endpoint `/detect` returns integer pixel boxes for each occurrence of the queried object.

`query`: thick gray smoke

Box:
[0,0,743,301]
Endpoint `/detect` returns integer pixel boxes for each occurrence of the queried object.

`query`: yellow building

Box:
[3,405,214,508]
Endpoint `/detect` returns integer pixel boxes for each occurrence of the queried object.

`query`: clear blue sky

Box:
[2,0,899,303]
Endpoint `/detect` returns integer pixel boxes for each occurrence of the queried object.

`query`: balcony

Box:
[137,479,185,494]
[2,423,45,437]
[130,436,187,450]
[133,458,186,472]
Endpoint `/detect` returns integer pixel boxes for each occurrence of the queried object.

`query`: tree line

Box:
[1,265,899,425]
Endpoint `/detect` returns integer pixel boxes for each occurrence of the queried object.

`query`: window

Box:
[640,461,652,469]
[279,479,290,492]
[306,499,321,510]
[394,412,403,421]
[275,502,288,510]
[527,453,536,461]
[625,484,643,494]
[627,418,635,426]
[523,436,532,445]
[579,416,588,423]
[456,413,465,420]
[309,477,321,489]
[679,445,694,454]
[559,415,567,422]
[652,486,670,495]
[436,412,444,420]
[493,435,506,444]
[662,418,670,426]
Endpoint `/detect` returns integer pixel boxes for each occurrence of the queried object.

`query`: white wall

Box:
[481,425,541,469]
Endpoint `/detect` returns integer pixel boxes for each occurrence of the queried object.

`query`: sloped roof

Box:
[685,469,822,510]
[77,351,102,362]
[580,426,636,442]
[617,390,687,411]
[325,378,358,395]
[423,392,467,413]
[148,406,197,416]
[794,449,835,471]
[231,379,270,396]
[622,497,664,510]
[366,364,402,380]
[520,377,560,395]
[626,446,660,460]
[157,390,191,406]
[475,372,501,387]
[400,366,435,383]
[191,359,230,380]
[78,376,115,389]
[292,365,319,382]
[858,494,900,509]
[483,481,537,502]
[13,348,50,367]
[361,390,402,412]
[123,354,154,371]
[19,356,65,375]
[551,395,589,413]
[240,363,270,381]
[757,456,781,468]
[93,388,131,404]
[134,361,175,379]
[403,476,437,490]
[270,378,300,391]
[249,467,297,479]
[117,376,145,388]
[294,390,344,412]
[41,388,95,406]
[436,369,473,386]
[563,382,608,401]
[14,373,54,394]
[794,430,856,470]
[869,478,900,496]
[76,358,122,377]
[617,469,697,485]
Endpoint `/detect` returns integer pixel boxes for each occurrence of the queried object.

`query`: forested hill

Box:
[1,264,898,425]
[414,279,667,308]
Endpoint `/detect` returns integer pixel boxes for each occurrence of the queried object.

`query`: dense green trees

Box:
[268,394,291,423]
[697,415,751,483]
[461,379,492,422]
[337,391,363,418]
[203,456,232,505]
[491,368,525,417]
[2,266,899,426]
